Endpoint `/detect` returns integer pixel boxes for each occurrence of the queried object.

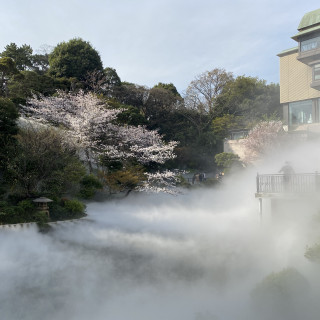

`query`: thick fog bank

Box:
[1,163,320,319]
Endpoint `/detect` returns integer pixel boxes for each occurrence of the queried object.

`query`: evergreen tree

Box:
[0,98,19,172]
[49,38,103,81]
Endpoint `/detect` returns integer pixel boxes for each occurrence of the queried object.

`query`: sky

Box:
[1,0,320,93]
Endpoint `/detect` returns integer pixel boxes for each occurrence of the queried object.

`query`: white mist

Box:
[1,141,320,319]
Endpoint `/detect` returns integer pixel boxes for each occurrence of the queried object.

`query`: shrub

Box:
[305,243,320,262]
[33,211,49,225]
[251,268,310,319]
[100,165,145,194]
[0,210,17,224]
[0,186,6,197]
[63,199,86,216]
[7,126,86,197]
[214,152,243,173]
[49,202,69,221]
[0,200,8,208]
[0,206,21,224]
[176,175,191,188]
[79,174,103,199]
[17,199,35,212]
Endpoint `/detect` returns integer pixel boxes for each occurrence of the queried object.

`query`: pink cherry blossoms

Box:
[243,120,285,162]
[137,170,182,195]
[22,90,121,150]
[21,90,180,194]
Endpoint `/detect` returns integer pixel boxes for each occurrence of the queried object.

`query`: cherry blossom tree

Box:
[21,90,180,194]
[21,90,120,169]
[243,120,285,163]
[137,170,182,195]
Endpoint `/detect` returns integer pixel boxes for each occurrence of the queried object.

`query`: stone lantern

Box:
[33,197,53,217]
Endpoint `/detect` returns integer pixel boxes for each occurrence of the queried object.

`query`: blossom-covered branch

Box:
[21,90,121,150]
[21,90,179,194]
[243,120,285,162]
[137,170,182,195]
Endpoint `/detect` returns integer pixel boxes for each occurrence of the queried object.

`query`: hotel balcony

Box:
[255,172,320,198]
[296,48,320,65]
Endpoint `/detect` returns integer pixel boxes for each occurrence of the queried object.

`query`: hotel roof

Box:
[292,8,320,41]
[298,8,320,30]
[277,46,298,57]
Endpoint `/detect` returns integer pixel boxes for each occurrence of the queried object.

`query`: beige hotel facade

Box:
[224,9,320,159]
[278,8,320,132]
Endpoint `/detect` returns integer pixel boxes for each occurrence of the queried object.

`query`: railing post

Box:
[316,171,320,192]
[259,198,263,222]
[256,172,320,195]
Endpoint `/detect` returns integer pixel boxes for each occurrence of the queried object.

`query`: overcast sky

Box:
[1,0,319,93]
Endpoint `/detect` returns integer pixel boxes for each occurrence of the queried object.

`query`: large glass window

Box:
[314,64,320,80]
[289,100,313,125]
[230,130,248,140]
[300,36,320,52]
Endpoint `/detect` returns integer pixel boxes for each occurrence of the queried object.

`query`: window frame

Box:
[313,63,320,81]
[288,100,313,126]
[300,33,320,53]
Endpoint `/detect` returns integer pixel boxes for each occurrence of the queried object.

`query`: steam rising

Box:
[2,140,320,319]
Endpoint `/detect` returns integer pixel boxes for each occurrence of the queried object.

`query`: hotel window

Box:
[289,100,313,125]
[300,36,320,52]
[313,64,320,81]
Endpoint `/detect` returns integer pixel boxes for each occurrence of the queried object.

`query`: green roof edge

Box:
[292,24,320,41]
[298,8,320,30]
[277,47,298,57]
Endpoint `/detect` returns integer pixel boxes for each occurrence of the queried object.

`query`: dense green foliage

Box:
[0,198,50,226]
[6,126,86,197]
[0,43,50,76]
[100,165,146,195]
[215,152,243,172]
[153,82,181,97]
[251,268,310,319]
[63,199,86,215]
[49,199,86,221]
[8,71,56,102]
[1,43,34,71]
[0,98,19,171]
[215,76,280,123]
[305,242,320,262]
[0,197,86,225]
[79,174,103,199]
[0,57,21,97]
[0,38,282,224]
[212,114,243,140]
[48,38,103,81]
